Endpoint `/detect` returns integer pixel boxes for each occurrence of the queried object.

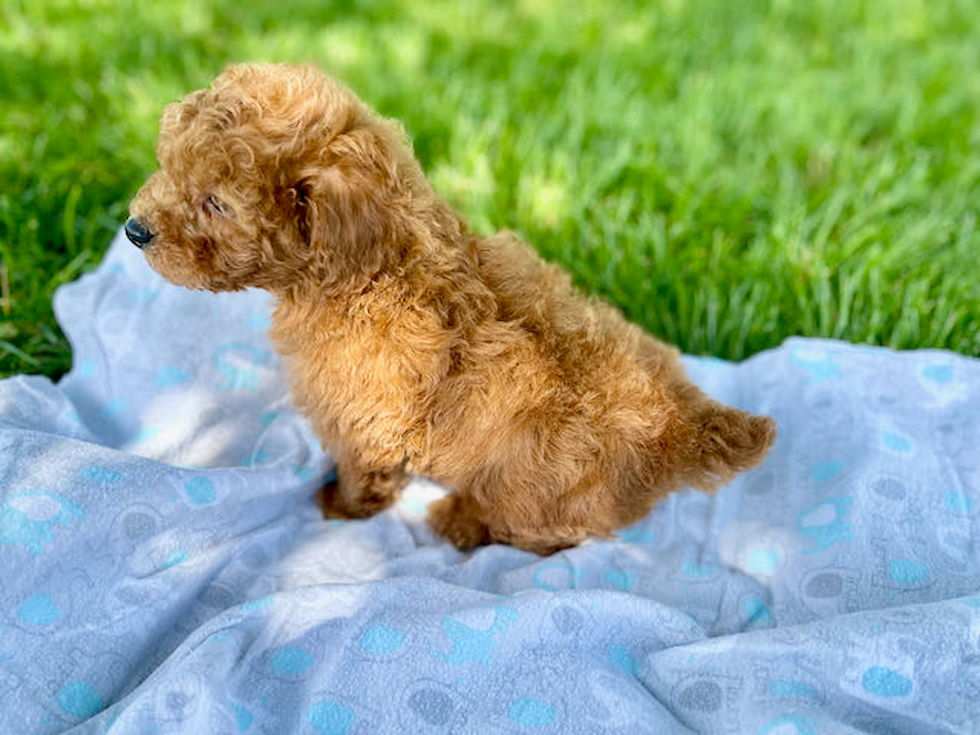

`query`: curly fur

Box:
[129,63,776,554]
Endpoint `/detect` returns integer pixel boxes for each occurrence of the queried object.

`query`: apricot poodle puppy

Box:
[127,63,775,554]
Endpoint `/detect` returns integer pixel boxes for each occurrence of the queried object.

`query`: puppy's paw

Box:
[427,494,490,550]
[317,473,399,520]
[316,478,356,519]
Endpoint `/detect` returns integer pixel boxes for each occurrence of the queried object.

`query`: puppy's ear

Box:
[294,125,403,285]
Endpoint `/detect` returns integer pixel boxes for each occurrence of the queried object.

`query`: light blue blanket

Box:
[2,230,979,734]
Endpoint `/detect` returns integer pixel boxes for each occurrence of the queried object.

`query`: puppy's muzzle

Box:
[124,218,155,248]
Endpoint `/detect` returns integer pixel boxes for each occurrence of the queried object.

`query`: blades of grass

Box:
[832,269,859,340]
[0,340,40,367]
[811,188,849,256]
[61,183,82,254]
[732,281,765,359]
[0,265,9,317]
[4,0,980,378]
[45,248,93,293]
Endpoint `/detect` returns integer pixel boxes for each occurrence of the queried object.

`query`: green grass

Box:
[2,0,979,379]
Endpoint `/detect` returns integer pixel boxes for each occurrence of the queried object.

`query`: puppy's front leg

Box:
[318,445,408,520]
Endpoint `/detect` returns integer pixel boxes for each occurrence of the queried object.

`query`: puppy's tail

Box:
[681,400,776,490]
[649,387,776,494]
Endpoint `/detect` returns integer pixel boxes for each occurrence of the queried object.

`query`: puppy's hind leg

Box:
[489,525,595,556]
[319,447,408,520]
[428,471,607,555]
[427,492,491,550]
[427,492,589,554]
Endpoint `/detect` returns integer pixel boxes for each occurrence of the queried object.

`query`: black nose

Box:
[124,218,154,248]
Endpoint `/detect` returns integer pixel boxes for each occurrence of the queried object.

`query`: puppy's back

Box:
[472,231,681,382]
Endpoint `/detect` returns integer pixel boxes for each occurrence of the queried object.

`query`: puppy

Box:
[127,63,775,554]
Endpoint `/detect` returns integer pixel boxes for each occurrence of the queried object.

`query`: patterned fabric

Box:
[1,229,978,734]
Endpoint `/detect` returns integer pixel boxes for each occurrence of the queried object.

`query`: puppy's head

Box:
[127,63,435,293]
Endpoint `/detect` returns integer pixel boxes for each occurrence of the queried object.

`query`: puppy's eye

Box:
[204,195,234,218]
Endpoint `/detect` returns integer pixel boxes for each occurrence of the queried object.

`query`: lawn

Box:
[2,0,978,379]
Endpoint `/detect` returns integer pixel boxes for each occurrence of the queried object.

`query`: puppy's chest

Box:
[271,300,449,447]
